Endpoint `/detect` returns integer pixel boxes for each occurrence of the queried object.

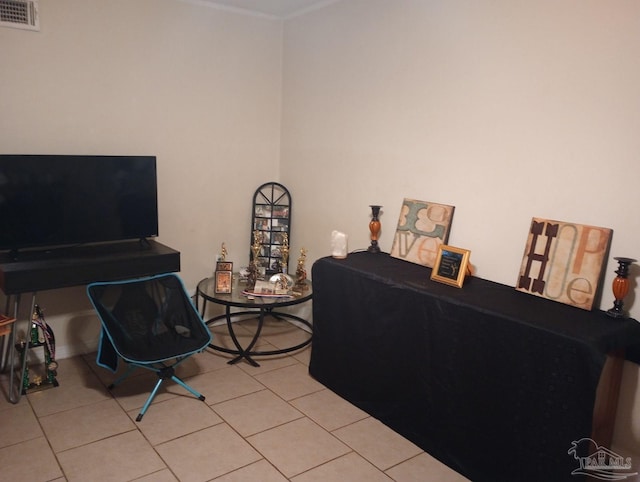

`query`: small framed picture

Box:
[431,245,471,288]
[215,270,233,294]
[216,261,233,272]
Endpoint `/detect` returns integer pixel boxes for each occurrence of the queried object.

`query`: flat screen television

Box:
[0,155,159,254]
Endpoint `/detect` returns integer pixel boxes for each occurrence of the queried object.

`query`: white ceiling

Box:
[195,0,340,18]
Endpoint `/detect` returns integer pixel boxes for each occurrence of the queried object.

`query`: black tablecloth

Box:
[309,252,640,482]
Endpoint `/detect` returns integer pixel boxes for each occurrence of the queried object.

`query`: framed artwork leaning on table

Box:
[390,198,455,268]
[516,217,612,310]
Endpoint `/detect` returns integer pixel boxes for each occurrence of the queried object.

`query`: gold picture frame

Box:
[214,270,233,294]
[216,261,233,272]
[431,245,471,288]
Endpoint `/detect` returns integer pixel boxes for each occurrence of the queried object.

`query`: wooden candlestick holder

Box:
[606,257,636,319]
[368,205,382,253]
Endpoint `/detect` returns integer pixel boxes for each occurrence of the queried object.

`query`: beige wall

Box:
[0,0,283,351]
[280,0,640,469]
[1,0,283,285]
[282,0,640,313]
[1,0,639,469]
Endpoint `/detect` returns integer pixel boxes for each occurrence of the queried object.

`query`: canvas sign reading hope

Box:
[516,217,612,311]
[390,198,455,269]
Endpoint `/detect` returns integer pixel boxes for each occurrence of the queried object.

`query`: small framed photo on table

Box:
[431,245,471,288]
[215,270,233,294]
[216,261,233,272]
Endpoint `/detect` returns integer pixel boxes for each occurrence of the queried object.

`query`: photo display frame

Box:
[251,182,291,274]
[431,245,471,288]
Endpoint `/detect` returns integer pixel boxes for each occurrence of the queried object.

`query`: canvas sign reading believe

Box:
[516,217,612,310]
[390,199,455,268]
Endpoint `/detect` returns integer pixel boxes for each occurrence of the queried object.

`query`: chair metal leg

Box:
[136,377,165,422]
[134,373,205,421]
[108,364,138,390]
[170,375,206,402]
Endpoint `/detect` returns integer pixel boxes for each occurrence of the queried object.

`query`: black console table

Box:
[0,239,180,402]
[0,240,180,295]
[309,252,640,482]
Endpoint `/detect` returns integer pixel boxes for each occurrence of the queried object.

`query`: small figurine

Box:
[251,231,263,263]
[247,263,257,289]
[295,248,308,289]
[218,242,228,261]
[273,273,290,292]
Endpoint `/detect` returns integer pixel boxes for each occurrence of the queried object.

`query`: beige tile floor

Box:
[0,318,469,481]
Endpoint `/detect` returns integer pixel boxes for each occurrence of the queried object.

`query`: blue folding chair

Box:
[87,273,212,421]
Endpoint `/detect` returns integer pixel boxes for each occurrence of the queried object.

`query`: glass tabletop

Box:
[197,275,312,309]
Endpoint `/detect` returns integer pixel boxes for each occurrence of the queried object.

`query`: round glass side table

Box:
[196,276,312,367]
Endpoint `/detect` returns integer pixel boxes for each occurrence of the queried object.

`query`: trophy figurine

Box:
[247,231,263,289]
[281,233,290,274]
[295,247,309,290]
[219,242,228,261]
[21,304,58,394]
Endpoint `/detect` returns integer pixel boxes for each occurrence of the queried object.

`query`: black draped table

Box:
[309,252,640,482]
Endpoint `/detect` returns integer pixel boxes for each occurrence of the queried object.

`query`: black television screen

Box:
[0,155,159,252]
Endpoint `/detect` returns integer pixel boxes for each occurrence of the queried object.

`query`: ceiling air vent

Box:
[0,0,39,31]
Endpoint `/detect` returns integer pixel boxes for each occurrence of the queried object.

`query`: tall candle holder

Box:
[368,205,382,253]
[606,257,636,319]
